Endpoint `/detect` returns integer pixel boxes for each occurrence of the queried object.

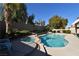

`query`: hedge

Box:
[63,30,71,34]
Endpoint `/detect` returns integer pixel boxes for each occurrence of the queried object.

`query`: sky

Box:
[27,3,79,27]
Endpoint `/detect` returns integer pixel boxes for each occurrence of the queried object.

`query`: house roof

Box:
[72,18,79,25]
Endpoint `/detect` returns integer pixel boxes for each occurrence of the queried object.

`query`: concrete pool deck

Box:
[33,33,79,56]
[42,34,79,56]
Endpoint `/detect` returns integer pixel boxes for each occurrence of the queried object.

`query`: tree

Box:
[3,3,28,34]
[8,3,28,23]
[28,14,35,25]
[61,19,68,29]
[40,20,45,26]
[44,24,50,31]
[12,4,28,23]
[49,15,68,29]
[4,3,13,34]
[35,19,45,26]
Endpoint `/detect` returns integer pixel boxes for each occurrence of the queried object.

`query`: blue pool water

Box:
[20,37,35,43]
[40,34,68,47]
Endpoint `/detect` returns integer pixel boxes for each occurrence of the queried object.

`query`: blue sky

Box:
[27,3,79,27]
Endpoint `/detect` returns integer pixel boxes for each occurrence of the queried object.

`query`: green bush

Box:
[15,30,32,35]
[33,29,47,35]
[33,30,42,35]
[66,30,71,33]
[63,30,66,33]
[63,30,71,34]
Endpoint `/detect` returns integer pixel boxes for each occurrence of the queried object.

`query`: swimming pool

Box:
[40,34,68,47]
[20,37,35,43]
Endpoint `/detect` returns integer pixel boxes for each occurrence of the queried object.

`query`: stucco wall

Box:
[70,28,75,34]
[77,29,79,34]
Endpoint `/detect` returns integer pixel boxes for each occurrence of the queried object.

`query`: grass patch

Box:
[15,30,32,36]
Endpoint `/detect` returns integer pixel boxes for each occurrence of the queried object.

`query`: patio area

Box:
[0,37,50,56]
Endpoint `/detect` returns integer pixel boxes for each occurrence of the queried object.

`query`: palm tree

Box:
[4,3,13,34]
[3,3,28,34]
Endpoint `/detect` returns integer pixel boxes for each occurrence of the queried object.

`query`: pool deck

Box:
[30,35,46,53]
[33,33,79,56]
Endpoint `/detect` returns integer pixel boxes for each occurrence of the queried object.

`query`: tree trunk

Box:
[4,7,13,34]
[5,19,9,34]
[4,19,13,34]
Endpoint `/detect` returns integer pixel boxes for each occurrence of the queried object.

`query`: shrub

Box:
[63,30,66,33]
[15,30,32,36]
[53,31,56,33]
[63,30,71,34]
[33,29,47,35]
[66,30,71,34]
[57,31,60,33]
[33,30,42,35]
[44,25,50,31]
